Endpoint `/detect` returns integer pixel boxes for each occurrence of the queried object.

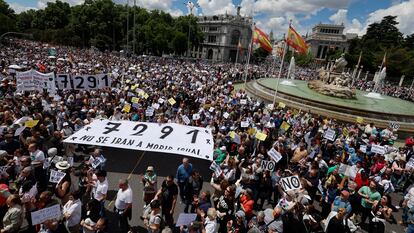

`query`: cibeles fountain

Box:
[308,54,356,99]
[245,54,414,135]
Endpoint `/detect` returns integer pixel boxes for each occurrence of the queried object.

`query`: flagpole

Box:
[243,21,254,90]
[235,37,240,64]
[126,0,129,55]
[272,20,291,106]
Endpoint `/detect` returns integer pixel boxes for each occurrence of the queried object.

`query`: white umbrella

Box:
[287,56,296,80]
[57,58,65,62]
[48,56,56,59]
[8,64,21,69]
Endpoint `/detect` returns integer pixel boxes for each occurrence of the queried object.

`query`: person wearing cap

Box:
[114,179,133,233]
[142,166,157,205]
[332,190,352,216]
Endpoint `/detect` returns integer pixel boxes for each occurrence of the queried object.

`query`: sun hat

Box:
[55,161,71,170]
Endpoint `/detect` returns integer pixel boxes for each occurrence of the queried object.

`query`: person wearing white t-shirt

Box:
[63,190,82,233]
[115,179,133,233]
[202,208,218,233]
[91,170,108,216]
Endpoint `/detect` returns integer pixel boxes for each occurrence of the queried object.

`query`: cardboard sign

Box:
[209,161,222,176]
[182,115,191,125]
[280,121,290,131]
[122,104,131,113]
[261,160,276,171]
[25,120,39,128]
[267,148,282,162]
[342,127,349,137]
[241,121,249,128]
[176,213,198,227]
[356,117,364,124]
[255,132,267,141]
[131,97,139,103]
[278,102,286,108]
[49,170,66,184]
[280,175,302,192]
[168,98,176,105]
[371,144,385,155]
[31,204,61,225]
[324,129,336,141]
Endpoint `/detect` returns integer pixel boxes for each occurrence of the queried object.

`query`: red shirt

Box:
[240,195,254,217]
[354,173,369,191]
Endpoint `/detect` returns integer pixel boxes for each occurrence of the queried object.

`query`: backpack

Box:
[155,214,166,231]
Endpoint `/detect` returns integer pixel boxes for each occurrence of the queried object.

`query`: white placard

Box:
[182,115,191,125]
[0,166,8,174]
[233,134,241,144]
[67,157,74,167]
[158,98,165,104]
[209,161,222,176]
[32,71,56,94]
[223,112,230,119]
[267,148,282,163]
[152,103,160,110]
[209,107,215,113]
[145,108,154,117]
[280,175,302,192]
[63,120,214,160]
[31,204,61,225]
[49,170,66,184]
[371,144,385,155]
[389,122,400,131]
[16,70,36,91]
[43,158,51,169]
[192,114,200,120]
[241,121,249,128]
[338,163,348,175]
[261,160,276,171]
[14,126,26,136]
[360,145,367,153]
[240,99,247,105]
[91,158,101,169]
[324,129,336,141]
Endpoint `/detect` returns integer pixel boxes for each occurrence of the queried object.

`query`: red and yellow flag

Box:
[286,26,309,54]
[253,27,273,53]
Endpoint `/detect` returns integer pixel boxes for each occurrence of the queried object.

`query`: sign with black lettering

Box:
[63,120,214,161]
[371,144,386,155]
[56,73,111,90]
[324,129,336,141]
[261,160,275,171]
[280,175,302,192]
[389,122,400,131]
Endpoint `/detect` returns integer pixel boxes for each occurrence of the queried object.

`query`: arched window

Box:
[231,30,241,45]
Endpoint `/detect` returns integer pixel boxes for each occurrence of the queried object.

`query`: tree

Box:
[0,0,16,36]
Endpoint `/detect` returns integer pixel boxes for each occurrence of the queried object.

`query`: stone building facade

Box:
[306,23,357,60]
[191,7,252,62]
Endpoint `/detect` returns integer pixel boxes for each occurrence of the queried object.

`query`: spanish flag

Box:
[286,26,309,54]
[253,27,273,53]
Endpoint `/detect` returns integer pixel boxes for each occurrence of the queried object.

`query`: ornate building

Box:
[192,7,252,62]
[306,23,357,60]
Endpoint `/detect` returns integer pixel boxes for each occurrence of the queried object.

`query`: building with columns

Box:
[191,6,252,62]
[306,23,357,61]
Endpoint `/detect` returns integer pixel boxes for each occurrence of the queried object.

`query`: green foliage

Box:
[295,52,314,67]
[346,15,414,80]
[7,0,203,55]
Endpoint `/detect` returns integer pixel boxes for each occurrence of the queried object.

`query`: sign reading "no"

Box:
[280,175,302,192]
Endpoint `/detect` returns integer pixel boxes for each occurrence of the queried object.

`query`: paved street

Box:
[99,147,406,233]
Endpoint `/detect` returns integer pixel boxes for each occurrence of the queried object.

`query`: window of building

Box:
[230,30,241,45]
[208,35,217,43]
[209,27,218,32]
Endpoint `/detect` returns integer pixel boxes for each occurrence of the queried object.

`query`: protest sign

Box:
[278,102,286,108]
[240,121,249,128]
[25,120,39,128]
[14,126,26,136]
[280,175,302,192]
[240,99,247,105]
[143,93,149,99]
[192,114,200,120]
[122,104,131,113]
[182,115,190,125]
[168,98,176,105]
[371,144,386,155]
[406,158,414,170]
[356,117,364,124]
[280,121,290,131]
[56,74,111,90]
[223,112,230,119]
[49,170,66,184]
[261,160,276,171]
[209,161,222,176]
[324,129,336,141]
[152,103,160,110]
[0,166,8,174]
[255,132,267,141]
[176,213,197,227]
[145,108,154,117]
[31,204,61,225]
[209,107,215,112]
[91,158,101,169]
[267,148,282,163]
[389,122,400,131]
[16,70,36,92]
[63,120,214,160]
[131,97,139,103]
[360,145,367,153]
[158,98,165,104]
[233,133,241,144]
[342,127,349,137]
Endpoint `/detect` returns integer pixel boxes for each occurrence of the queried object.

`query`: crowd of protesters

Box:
[0,38,412,233]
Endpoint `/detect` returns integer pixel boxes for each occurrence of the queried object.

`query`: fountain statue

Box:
[308,54,356,99]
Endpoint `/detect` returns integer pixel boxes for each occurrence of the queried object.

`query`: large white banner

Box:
[16,69,56,93]
[56,73,111,90]
[63,120,214,161]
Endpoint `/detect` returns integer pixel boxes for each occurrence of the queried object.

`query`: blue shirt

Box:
[176,163,193,183]
[332,196,352,214]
